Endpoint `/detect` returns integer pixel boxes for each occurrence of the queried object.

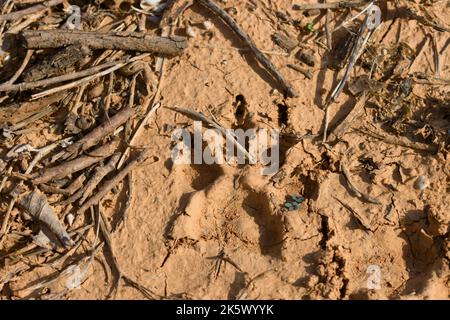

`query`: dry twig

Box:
[293,0,369,10]
[0,60,123,92]
[63,106,133,160]
[0,0,62,22]
[59,153,121,206]
[31,139,120,184]
[21,30,188,56]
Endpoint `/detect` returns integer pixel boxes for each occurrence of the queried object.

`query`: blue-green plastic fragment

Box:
[290,195,305,203]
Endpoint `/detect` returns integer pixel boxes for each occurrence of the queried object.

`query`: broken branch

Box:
[59,153,121,206]
[21,30,188,56]
[63,106,133,160]
[0,59,123,92]
[32,140,120,185]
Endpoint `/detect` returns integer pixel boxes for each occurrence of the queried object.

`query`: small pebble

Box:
[185,25,196,38]
[270,88,280,96]
[296,50,316,67]
[414,175,429,191]
[303,9,321,17]
[66,213,75,226]
[203,20,213,30]
[226,7,237,15]
[76,115,95,131]
[0,49,10,63]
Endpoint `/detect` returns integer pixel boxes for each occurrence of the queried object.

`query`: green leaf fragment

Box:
[305,23,315,33]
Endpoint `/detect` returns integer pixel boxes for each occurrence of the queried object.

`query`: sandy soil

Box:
[0,0,449,300]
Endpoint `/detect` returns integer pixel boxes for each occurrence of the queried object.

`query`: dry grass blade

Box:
[358,126,438,153]
[30,54,149,100]
[0,60,123,92]
[5,49,33,85]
